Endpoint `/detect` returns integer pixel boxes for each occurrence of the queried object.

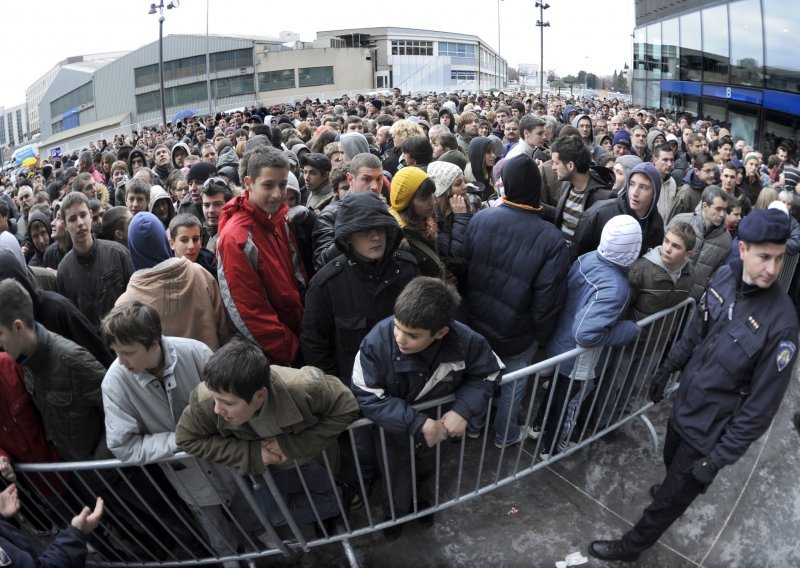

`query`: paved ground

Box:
[270,366,800,568]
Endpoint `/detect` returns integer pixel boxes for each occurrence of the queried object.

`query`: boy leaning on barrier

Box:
[101,301,260,565]
[175,339,360,530]
[351,276,501,540]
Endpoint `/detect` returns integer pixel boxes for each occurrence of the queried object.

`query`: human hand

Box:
[691,457,719,486]
[286,205,309,223]
[260,438,287,465]
[450,194,468,214]
[421,418,449,447]
[648,368,671,404]
[71,497,104,535]
[0,484,20,518]
[21,242,31,257]
[440,411,468,438]
[0,456,16,482]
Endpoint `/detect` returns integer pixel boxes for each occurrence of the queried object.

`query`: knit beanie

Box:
[390,167,429,212]
[502,154,542,209]
[598,215,642,268]
[612,130,632,148]
[427,161,462,198]
[437,150,468,171]
[744,152,760,165]
[127,212,173,271]
[187,161,217,183]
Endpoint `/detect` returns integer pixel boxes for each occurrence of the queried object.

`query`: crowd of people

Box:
[0,86,798,563]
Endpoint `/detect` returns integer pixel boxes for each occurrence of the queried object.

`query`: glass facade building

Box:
[633,0,800,158]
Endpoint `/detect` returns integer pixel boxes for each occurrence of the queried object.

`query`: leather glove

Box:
[692,457,719,486]
[286,205,309,223]
[647,368,671,404]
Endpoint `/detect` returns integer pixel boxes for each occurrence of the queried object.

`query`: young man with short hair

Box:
[301,153,333,213]
[0,279,108,462]
[549,134,616,246]
[671,185,732,300]
[125,178,151,216]
[56,192,133,330]
[216,147,308,365]
[175,338,359,528]
[201,177,233,253]
[652,145,677,220]
[351,277,500,539]
[667,152,716,221]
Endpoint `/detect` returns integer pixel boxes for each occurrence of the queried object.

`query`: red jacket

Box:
[0,354,65,494]
[217,192,306,365]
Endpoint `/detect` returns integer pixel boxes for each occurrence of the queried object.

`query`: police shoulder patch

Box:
[776,341,797,372]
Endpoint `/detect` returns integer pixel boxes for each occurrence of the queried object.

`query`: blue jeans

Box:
[493,342,538,445]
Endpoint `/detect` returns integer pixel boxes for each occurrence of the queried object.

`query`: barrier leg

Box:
[341,537,360,568]
[638,414,660,454]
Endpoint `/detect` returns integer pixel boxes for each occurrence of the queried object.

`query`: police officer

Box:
[589,207,799,562]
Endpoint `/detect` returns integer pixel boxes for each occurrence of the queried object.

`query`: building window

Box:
[135,64,159,88]
[646,23,661,80]
[439,42,475,58]
[258,69,295,91]
[391,40,433,56]
[298,66,334,87]
[6,113,12,146]
[702,4,729,84]
[729,0,763,88]
[679,12,702,82]
[661,17,679,81]
[214,76,254,98]
[211,49,252,73]
[0,116,5,145]
[16,110,22,142]
[51,82,93,117]
[633,27,646,80]
[135,81,211,114]
[451,70,476,85]
[764,0,800,93]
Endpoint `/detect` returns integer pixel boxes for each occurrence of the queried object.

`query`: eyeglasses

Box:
[203,177,230,191]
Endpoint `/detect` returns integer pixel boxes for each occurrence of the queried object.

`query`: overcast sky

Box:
[0,0,634,109]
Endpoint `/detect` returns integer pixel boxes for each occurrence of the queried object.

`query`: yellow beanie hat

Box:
[389,166,430,213]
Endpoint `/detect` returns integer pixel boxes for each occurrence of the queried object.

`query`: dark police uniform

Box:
[591,207,799,559]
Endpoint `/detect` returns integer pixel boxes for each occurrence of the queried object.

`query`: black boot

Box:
[588,540,640,562]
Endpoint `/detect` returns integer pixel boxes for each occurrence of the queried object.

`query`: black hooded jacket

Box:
[0,250,114,367]
[468,137,496,201]
[300,192,419,384]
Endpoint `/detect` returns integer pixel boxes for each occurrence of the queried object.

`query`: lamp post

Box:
[148,0,180,131]
[497,0,503,90]
[535,1,550,97]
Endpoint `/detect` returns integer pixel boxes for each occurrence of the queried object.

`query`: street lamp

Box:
[497,0,504,90]
[148,0,180,131]
[535,1,550,97]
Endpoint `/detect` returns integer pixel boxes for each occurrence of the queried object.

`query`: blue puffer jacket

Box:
[547,251,640,377]
[352,316,501,446]
[464,202,570,356]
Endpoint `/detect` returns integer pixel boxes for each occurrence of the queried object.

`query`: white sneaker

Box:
[494,426,537,449]
[527,425,541,440]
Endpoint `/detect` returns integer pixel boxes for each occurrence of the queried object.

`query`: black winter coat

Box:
[301,192,419,384]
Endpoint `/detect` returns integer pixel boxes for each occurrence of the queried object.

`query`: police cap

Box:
[737,208,790,244]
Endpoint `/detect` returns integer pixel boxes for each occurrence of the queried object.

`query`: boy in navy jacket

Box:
[351,277,502,539]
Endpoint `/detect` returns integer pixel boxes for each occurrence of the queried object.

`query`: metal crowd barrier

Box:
[12,299,695,568]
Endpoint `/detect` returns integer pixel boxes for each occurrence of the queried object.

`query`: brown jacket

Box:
[175,365,360,475]
[116,257,231,351]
